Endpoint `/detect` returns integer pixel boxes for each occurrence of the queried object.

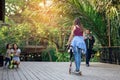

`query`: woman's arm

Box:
[14,49,21,57]
[67,26,75,45]
[15,53,20,57]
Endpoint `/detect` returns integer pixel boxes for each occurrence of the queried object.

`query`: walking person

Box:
[4,43,12,68]
[84,29,95,67]
[11,44,21,68]
[67,18,86,74]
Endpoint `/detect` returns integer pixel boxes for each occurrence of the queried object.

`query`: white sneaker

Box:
[74,70,79,73]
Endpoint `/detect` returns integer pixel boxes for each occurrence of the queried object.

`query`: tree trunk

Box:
[48,52,52,62]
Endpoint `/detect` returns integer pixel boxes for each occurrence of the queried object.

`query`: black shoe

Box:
[86,64,89,67]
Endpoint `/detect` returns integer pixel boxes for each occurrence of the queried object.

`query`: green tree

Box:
[53,0,120,46]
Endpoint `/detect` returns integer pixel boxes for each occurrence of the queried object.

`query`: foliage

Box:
[1,0,119,60]
[41,47,57,61]
[91,0,120,46]
[55,52,69,62]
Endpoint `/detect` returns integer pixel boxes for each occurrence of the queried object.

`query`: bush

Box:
[55,52,69,62]
[41,47,57,61]
[90,51,100,62]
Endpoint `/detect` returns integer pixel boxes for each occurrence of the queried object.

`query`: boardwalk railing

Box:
[100,46,120,65]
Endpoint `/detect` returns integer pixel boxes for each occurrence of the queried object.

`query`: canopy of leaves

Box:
[0,0,120,55]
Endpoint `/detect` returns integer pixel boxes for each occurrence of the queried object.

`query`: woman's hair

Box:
[13,43,18,50]
[74,17,84,31]
[74,18,81,26]
[6,43,10,49]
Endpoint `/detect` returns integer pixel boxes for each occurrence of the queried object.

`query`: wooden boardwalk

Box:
[0,62,120,80]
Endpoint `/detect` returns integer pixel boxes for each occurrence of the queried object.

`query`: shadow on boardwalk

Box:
[0,62,120,80]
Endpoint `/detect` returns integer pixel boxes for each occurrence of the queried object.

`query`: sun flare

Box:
[39,0,53,8]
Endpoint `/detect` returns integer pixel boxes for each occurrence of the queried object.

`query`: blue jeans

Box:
[5,57,11,66]
[73,47,81,71]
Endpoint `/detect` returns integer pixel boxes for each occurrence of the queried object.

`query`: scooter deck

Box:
[69,68,82,76]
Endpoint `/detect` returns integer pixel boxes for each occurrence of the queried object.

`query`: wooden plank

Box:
[12,69,21,80]
[33,63,63,80]
[19,68,33,80]
[7,69,15,80]
[2,68,9,80]
[23,62,45,80]
[24,62,46,80]
[19,65,34,80]
[1,62,120,80]
[44,62,75,80]
[0,67,3,80]
[26,62,59,80]
[25,62,70,80]
[20,63,39,80]
[16,68,27,80]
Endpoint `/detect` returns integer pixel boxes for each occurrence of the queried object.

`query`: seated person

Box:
[11,44,21,68]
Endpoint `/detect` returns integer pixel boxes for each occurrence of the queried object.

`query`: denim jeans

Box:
[73,47,81,71]
[5,57,11,66]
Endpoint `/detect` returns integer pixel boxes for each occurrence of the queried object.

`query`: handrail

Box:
[100,46,120,48]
